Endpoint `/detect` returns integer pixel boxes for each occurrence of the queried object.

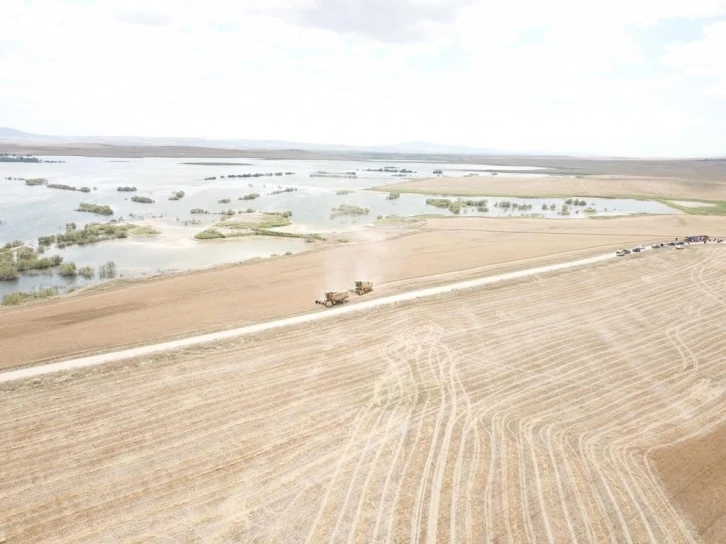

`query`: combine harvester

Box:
[316,280,373,308]
[316,291,350,308]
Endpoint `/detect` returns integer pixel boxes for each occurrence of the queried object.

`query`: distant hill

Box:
[0,127,41,138]
[0,127,514,156]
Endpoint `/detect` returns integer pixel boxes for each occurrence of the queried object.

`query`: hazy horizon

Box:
[1,1,725,157]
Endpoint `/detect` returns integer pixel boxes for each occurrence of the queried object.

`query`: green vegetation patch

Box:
[660,199,726,216]
[76,203,114,216]
[1,153,42,163]
[117,186,137,192]
[39,222,132,248]
[2,287,58,306]
[25,178,47,186]
[131,195,154,204]
[239,193,260,200]
[194,229,226,240]
[131,225,160,236]
[270,187,298,195]
[330,204,370,218]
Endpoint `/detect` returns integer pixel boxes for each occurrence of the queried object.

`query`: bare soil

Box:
[1,246,724,542]
[651,425,726,543]
[1,214,724,370]
[379,174,726,201]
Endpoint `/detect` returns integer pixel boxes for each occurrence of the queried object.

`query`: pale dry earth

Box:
[1,246,725,542]
[652,426,726,543]
[378,174,726,201]
[2,214,724,369]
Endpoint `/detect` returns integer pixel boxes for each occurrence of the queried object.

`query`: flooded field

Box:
[0,157,678,297]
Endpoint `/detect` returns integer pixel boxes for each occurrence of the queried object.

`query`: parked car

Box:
[616,249,627,256]
[634,245,646,251]
[668,241,676,246]
[652,243,664,248]
[632,247,642,253]
[676,243,685,250]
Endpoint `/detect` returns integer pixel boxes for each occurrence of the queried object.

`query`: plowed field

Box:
[2,246,725,542]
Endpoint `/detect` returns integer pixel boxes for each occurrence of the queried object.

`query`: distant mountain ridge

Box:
[0,127,515,155]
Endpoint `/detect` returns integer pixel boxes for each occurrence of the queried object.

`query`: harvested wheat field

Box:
[3,213,725,370]
[2,246,726,542]
[378,174,726,201]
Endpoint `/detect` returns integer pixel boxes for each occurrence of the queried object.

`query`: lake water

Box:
[0,156,678,297]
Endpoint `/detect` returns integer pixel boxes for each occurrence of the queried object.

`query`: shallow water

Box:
[0,156,677,297]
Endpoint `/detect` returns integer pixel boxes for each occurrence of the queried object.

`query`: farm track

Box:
[1,247,725,542]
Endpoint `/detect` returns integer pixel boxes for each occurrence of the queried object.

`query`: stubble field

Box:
[378,174,726,201]
[2,246,725,542]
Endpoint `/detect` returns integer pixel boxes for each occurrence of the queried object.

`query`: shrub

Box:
[77,203,114,215]
[425,198,451,208]
[190,208,210,214]
[168,190,185,200]
[132,225,160,235]
[3,240,23,249]
[387,192,400,200]
[16,246,38,261]
[98,261,117,279]
[131,195,154,204]
[330,205,370,218]
[433,169,443,175]
[41,223,131,249]
[78,266,94,278]
[48,183,77,191]
[15,257,57,271]
[117,186,138,192]
[270,187,297,195]
[336,190,353,195]
[0,264,19,281]
[58,262,77,277]
[477,206,489,212]
[80,187,91,193]
[194,229,226,240]
[218,198,231,204]
[239,193,260,200]
[448,202,461,214]
[25,178,47,186]
[2,287,58,306]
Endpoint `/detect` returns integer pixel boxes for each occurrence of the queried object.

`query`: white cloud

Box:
[0,0,724,155]
[662,20,726,78]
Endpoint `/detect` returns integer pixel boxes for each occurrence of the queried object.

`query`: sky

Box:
[1,0,725,156]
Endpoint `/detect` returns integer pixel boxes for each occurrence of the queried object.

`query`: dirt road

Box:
[0,251,615,384]
[1,214,723,370]
[2,246,724,542]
